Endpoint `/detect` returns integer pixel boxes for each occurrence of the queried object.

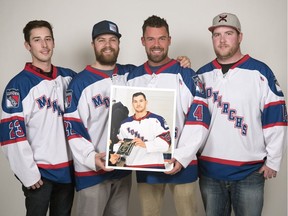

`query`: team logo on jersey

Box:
[65,89,73,108]
[92,94,110,108]
[206,87,248,136]
[192,75,205,94]
[6,88,20,108]
[126,127,145,141]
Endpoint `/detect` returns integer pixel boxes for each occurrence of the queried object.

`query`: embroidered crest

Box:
[65,89,73,108]
[192,75,205,94]
[6,89,20,108]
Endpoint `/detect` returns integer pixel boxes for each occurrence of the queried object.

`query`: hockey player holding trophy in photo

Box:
[109,92,172,169]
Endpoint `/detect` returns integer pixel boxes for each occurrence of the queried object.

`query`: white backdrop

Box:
[0,0,287,215]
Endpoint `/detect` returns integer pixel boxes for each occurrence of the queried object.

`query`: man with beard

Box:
[196,12,287,215]
[64,20,191,216]
[64,20,134,216]
[126,15,205,216]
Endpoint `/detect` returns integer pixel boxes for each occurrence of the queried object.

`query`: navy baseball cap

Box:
[92,20,122,40]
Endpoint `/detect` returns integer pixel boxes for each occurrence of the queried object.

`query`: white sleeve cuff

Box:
[84,151,97,171]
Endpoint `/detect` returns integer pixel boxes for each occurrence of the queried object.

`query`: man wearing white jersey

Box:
[0,20,76,216]
[126,15,208,216]
[64,20,134,216]
[197,12,287,216]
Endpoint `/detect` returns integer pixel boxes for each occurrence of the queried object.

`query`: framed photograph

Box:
[106,85,176,172]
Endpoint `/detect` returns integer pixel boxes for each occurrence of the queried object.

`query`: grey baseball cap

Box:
[208,12,241,33]
[92,20,121,40]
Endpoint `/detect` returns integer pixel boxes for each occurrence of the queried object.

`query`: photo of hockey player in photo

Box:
[106,85,176,172]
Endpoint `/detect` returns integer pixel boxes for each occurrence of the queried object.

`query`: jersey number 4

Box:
[193,105,203,121]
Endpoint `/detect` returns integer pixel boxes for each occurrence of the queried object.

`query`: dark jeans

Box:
[22,178,74,216]
[199,172,265,216]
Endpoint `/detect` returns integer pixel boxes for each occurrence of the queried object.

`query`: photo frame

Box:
[106,85,176,172]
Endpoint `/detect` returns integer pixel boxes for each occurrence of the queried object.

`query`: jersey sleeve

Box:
[174,75,211,168]
[145,116,171,153]
[179,68,195,115]
[64,82,97,171]
[1,80,41,187]
[261,68,287,171]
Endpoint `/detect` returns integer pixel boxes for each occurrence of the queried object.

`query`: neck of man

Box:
[32,60,52,72]
[148,57,171,67]
[91,61,116,70]
[217,50,244,65]
[135,111,148,119]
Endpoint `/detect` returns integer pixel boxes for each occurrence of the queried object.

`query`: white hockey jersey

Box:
[197,55,287,180]
[64,64,135,191]
[0,63,76,187]
[117,112,171,169]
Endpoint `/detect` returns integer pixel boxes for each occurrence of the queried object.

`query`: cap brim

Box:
[208,26,215,32]
[208,25,240,33]
[93,32,122,40]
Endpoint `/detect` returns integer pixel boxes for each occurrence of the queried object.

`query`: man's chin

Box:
[98,58,117,66]
[149,57,165,64]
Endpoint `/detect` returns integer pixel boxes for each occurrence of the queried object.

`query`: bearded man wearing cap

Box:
[196,12,287,216]
[63,20,191,216]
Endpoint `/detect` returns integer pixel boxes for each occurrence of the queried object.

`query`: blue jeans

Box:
[199,172,265,216]
[22,178,74,216]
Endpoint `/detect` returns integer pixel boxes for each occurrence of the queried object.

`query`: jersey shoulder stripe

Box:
[56,66,77,78]
[116,63,136,76]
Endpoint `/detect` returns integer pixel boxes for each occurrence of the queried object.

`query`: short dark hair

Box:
[142,15,169,36]
[132,92,146,100]
[23,20,54,43]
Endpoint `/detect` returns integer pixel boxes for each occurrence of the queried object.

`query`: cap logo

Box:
[109,23,117,33]
[218,15,228,23]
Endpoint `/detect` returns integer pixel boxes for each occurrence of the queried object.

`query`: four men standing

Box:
[1,12,287,216]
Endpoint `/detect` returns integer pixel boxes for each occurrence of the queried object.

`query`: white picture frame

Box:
[105,85,177,172]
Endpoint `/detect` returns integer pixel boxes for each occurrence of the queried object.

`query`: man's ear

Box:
[24,41,31,51]
[141,37,145,46]
[238,32,243,43]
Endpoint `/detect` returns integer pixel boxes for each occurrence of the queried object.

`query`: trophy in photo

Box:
[117,138,135,156]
